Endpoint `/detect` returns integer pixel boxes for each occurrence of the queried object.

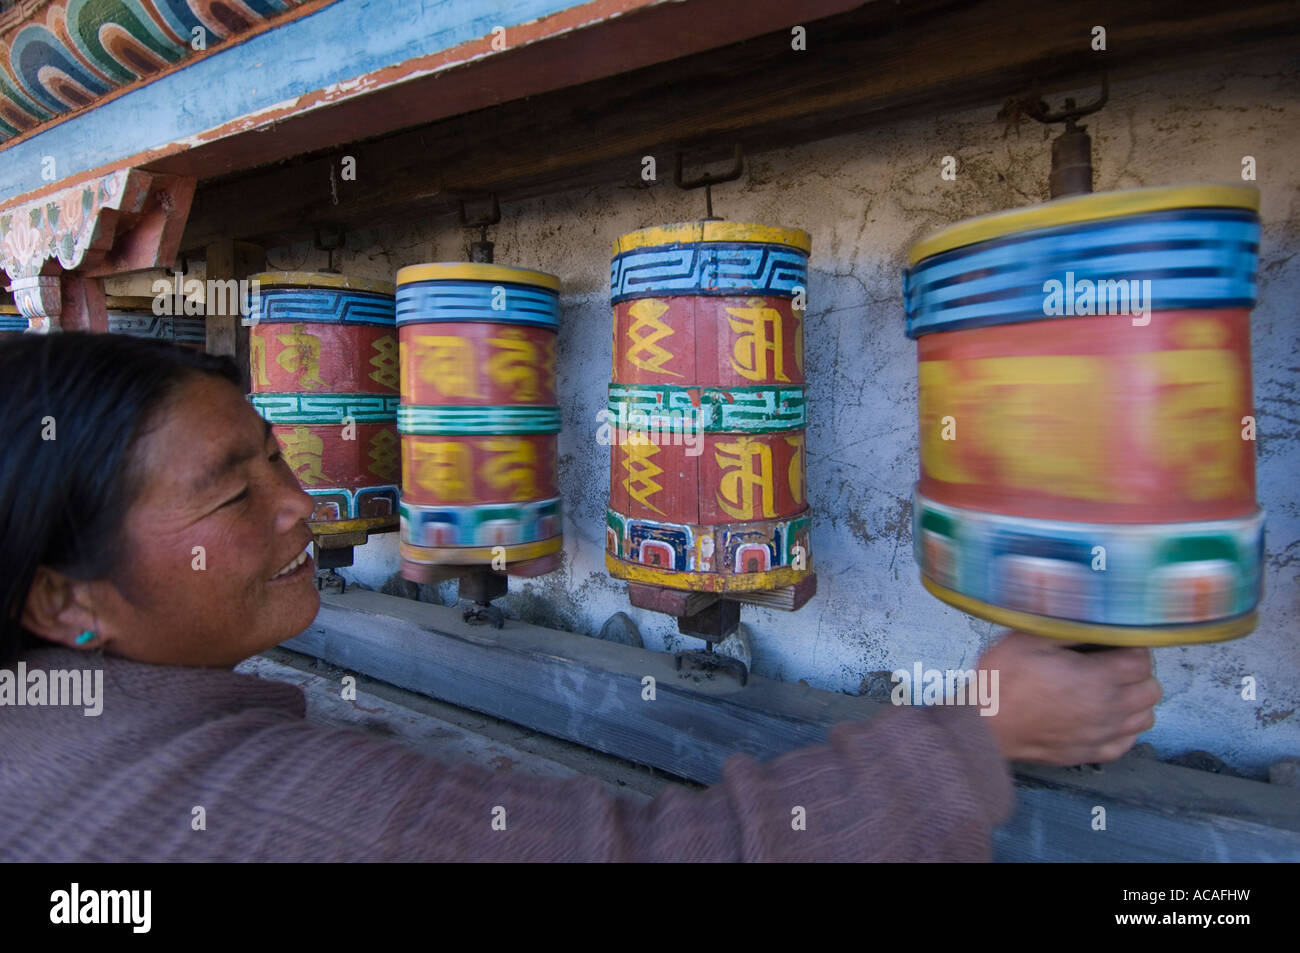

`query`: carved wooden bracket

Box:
[0,168,196,331]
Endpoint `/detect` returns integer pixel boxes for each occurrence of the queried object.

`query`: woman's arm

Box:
[168,632,1156,861]
[160,701,1012,862]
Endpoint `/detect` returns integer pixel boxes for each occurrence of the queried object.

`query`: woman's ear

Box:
[18,566,106,649]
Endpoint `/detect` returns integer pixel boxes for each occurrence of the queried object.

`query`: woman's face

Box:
[51,373,319,666]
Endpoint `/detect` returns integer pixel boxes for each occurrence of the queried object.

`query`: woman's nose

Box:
[272,458,316,523]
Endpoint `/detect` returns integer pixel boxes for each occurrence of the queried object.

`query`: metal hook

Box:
[674,145,745,221]
[1026,75,1109,128]
[998,76,1109,199]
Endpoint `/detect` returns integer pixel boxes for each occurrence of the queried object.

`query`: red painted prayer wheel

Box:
[395,263,563,581]
[903,185,1265,646]
[605,222,813,592]
[247,272,400,539]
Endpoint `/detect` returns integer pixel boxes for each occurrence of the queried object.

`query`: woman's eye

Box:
[222,488,250,508]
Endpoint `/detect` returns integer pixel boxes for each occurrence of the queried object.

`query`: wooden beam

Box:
[2,169,196,295]
[627,583,719,617]
[85,173,197,279]
[283,588,1300,861]
[995,784,1298,861]
[730,575,818,611]
[58,276,107,333]
[289,589,878,780]
[204,240,264,389]
[178,0,1300,253]
[1,0,862,205]
[139,0,862,189]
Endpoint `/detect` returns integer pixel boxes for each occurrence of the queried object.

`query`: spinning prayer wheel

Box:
[105,295,205,348]
[606,221,814,595]
[247,272,401,541]
[396,262,563,581]
[903,184,1264,646]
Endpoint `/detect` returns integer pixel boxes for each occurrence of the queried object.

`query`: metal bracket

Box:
[458,195,501,263]
[998,76,1109,199]
[458,194,502,228]
[458,566,507,628]
[674,648,748,687]
[464,604,505,629]
[313,223,347,273]
[674,144,744,221]
[313,569,347,594]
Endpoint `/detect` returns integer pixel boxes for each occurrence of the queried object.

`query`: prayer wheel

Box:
[395,263,563,579]
[903,184,1264,646]
[105,295,205,348]
[247,272,400,539]
[0,303,23,337]
[605,222,813,593]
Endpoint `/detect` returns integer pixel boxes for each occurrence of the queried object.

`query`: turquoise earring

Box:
[75,630,94,645]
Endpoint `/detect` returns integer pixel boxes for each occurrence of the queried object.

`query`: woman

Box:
[0,332,1160,861]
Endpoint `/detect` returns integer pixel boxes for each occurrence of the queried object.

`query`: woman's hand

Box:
[977,630,1162,765]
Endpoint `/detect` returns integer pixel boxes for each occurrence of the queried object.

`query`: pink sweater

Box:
[0,646,1015,861]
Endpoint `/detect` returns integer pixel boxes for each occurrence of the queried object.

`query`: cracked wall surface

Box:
[263,52,1298,777]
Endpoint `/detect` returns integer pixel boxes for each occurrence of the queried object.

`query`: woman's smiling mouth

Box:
[268,549,312,582]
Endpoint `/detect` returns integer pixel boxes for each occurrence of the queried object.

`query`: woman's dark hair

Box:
[0,332,243,662]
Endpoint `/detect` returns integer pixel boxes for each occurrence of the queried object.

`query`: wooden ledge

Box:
[282,588,1300,861]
